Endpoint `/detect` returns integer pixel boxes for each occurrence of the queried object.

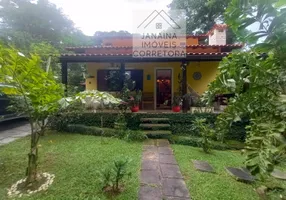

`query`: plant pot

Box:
[172,106,181,112]
[130,106,139,112]
[190,107,214,113]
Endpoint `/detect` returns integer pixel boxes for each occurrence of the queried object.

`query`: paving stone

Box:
[161,164,183,179]
[139,185,162,200]
[162,178,190,198]
[271,169,286,180]
[140,170,161,184]
[144,139,156,146]
[141,160,159,171]
[157,139,170,147]
[193,160,215,173]
[164,197,190,200]
[11,132,30,138]
[143,145,157,152]
[159,154,178,165]
[0,137,16,145]
[143,150,159,162]
[158,147,173,155]
[225,167,255,182]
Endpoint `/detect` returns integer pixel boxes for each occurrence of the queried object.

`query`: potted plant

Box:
[129,90,142,112]
[172,95,182,112]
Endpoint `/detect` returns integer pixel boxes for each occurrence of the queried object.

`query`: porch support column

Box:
[182,62,188,113]
[120,62,126,89]
[61,61,68,96]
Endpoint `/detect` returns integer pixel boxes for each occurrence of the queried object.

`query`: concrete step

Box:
[143,130,172,137]
[140,118,169,123]
[140,123,171,129]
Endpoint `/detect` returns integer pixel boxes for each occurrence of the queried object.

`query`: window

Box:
[97,69,143,91]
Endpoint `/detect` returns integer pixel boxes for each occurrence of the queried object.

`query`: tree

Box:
[0,0,94,94]
[93,31,132,45]
[204,0,286,177]
[0,0,74,48]
[169,0,239,43]
[0,44,63,186]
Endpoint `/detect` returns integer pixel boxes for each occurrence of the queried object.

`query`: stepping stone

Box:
[193,160,215,173]
[162,178,190,198]
[140,170,161,185]
[163,197,190,200]
[143,145,157,152]
[159,155,178,165]
[161,164,183,179]
[225,167,255,182]
[144,139,156,145]
[139,185,162,200]
[157,139,170,147]
[141,160,159,171]
[271,169,286,180]
[158,147,173,155]
[143,151,159,162]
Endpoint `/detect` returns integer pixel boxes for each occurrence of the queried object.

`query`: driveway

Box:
[0,118,30,146]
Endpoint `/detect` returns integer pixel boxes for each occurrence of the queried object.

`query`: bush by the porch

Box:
[50,112,248,142]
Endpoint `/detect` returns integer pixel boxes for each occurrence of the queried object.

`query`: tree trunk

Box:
[26,122,39,185]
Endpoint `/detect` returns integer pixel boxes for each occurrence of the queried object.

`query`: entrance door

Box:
[156,69,172,109]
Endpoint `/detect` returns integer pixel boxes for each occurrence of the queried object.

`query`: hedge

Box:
[170,136,245,150]
[50,112,247,142]
[66,124,118,137]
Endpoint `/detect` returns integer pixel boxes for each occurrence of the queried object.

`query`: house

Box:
[60,24,242,111]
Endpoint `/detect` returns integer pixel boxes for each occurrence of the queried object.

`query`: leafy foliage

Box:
[0,44,63,185]
[59,90,122,112]
[204,0,286,177]
[0,0,94,93]
[193,119,215,153]
[97,157,132,193]
[169,0,241,43]
[123,130,147,142]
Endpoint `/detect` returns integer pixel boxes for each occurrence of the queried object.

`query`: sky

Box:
[49,0,172,36]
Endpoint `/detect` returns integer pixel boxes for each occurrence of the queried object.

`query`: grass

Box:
[0,132,143,200]
[172,144,286,200]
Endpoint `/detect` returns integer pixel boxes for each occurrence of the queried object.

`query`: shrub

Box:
[66,124,117,137]
[123,130,147,142]
[193,118,215,153]
[50,112,247,142]
[97,157,132,194]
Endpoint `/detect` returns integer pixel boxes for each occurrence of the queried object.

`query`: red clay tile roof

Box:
[66,44,243,50]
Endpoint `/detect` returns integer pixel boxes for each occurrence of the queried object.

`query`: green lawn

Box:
[0,133,143,200]
[172,144,286,200]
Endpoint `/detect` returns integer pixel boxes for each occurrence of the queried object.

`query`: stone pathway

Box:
[0,119,30,146]
[139,139,190,200]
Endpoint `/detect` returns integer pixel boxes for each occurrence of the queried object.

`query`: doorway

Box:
[155,69,172,110]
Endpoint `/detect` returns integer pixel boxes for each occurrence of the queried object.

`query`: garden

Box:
[0,0,286,200]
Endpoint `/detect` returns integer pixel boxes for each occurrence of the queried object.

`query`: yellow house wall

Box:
[86,61,219,95]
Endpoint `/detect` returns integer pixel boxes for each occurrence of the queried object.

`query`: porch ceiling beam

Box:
[181,62,188,113]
